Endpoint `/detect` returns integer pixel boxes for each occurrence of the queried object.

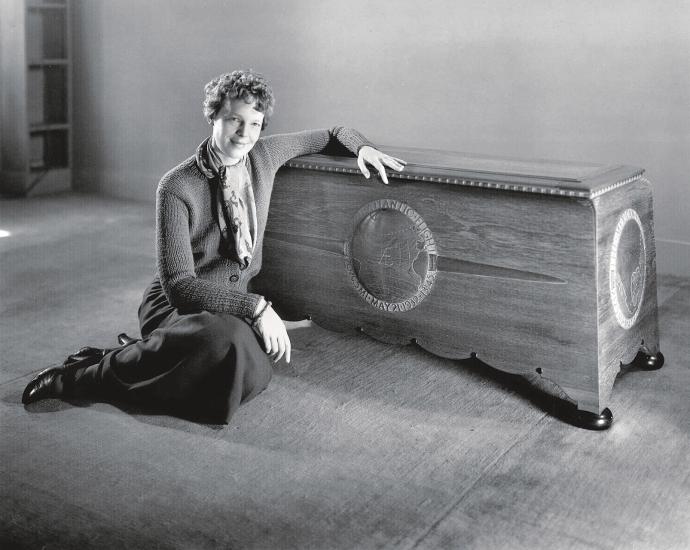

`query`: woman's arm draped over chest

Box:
[257,127,373,171]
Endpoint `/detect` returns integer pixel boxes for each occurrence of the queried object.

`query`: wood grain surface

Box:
[253,153,661,416]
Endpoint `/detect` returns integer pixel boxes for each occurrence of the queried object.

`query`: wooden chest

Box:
[252,147,663,429]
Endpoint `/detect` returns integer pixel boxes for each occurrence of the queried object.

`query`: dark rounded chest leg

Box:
[573,407,614,430]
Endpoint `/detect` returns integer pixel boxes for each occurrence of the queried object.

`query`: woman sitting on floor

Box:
[22,69,405,423]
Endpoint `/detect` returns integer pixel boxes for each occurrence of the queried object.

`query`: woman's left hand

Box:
[357,146,406,185]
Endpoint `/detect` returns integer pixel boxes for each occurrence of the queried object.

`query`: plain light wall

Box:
[71,0,690,276]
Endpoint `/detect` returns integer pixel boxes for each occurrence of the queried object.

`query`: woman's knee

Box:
[243,354,272,401]
[186,312,235,363]
[190,312,258,363]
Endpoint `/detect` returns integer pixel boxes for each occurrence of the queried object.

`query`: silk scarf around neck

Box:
[205,138,257,269]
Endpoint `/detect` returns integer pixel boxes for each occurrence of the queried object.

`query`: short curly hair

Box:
[203,70,275,129]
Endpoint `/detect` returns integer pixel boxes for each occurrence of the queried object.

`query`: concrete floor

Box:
[1,192,689,550]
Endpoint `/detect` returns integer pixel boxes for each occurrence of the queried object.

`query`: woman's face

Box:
[211,97,264,163]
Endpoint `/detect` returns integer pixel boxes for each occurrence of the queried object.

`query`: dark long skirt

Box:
[70,278,273,423]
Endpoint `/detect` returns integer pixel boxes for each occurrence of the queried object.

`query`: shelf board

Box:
[28,59,69,67]
[30,163,69,172]
[27,4,67,11]
[27,7,68,13]
[30,122,70,132]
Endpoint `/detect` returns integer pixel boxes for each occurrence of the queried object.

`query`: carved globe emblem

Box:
[609,208,646,329]
[345,200,437,312]
[351,210,427,302]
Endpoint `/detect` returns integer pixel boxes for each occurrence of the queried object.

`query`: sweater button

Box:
[229,274,239,283]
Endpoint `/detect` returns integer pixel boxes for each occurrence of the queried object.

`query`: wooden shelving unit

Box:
[1,0,72,196]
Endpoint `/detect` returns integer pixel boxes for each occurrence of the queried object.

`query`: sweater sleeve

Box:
[156,186,262,317]
[258,127,374,171]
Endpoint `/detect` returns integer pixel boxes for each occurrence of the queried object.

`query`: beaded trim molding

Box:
[589,173,646,199]
[285,160,645,199]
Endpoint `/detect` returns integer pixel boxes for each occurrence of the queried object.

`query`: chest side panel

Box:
[593,177,659,402]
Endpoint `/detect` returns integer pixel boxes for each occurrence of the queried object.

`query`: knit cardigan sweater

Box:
[156,127,372,319]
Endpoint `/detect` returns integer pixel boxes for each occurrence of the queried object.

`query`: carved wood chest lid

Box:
[284,145,645,199]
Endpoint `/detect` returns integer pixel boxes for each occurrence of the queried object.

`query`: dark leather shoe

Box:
[117,333,139,346]
[22,366,64,405]
[64,346,109,368]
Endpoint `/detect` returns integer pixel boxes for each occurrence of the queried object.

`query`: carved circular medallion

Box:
[344,200,437,312]
[609,208,646,329]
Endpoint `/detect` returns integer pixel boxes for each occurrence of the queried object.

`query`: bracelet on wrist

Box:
[252,300,271,327]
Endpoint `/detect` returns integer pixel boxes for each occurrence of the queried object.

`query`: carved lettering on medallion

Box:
[344,200,437,312]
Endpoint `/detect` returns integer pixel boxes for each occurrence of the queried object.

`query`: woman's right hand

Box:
[254,303,291,363]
